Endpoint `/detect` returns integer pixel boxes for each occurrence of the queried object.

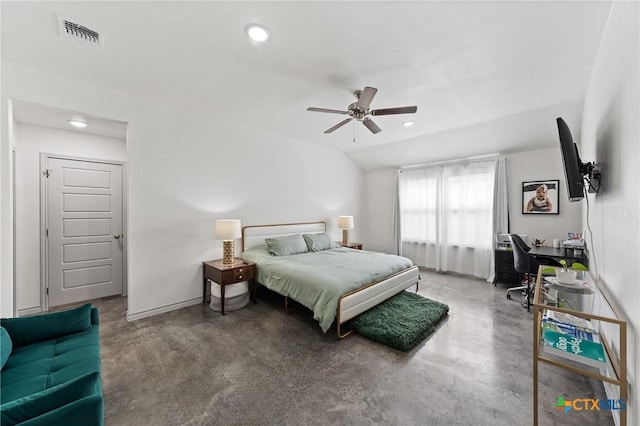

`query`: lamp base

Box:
[342,230,350,246]
[222,240,235,264]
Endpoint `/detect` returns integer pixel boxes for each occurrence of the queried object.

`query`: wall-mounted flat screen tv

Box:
[556,117,585,201]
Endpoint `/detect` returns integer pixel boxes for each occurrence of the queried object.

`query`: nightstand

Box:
[202,259,256,314]
[337,242,363,250]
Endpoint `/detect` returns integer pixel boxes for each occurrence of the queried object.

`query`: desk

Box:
[529,246,586,265]
[494,246,587,285]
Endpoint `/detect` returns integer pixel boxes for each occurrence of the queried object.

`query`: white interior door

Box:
[46,157,123,307]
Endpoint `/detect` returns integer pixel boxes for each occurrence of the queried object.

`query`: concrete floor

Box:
[94,270,613,425]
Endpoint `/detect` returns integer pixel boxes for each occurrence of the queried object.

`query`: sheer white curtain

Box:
[440,161,494,278]
[398,159,502,280]
[398,167,441,268]
[488,157,508,282]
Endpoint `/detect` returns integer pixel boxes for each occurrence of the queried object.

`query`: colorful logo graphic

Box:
[555,396,572,414]
[555,396,626,415]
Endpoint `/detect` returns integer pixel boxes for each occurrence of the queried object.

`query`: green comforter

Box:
[242,246,414,332]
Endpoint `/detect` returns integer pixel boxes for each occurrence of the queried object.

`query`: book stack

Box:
[541,311,606,368]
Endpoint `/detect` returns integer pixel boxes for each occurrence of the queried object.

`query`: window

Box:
[442,168,493,248]
[398,159,497,279]
[401,176,437,243]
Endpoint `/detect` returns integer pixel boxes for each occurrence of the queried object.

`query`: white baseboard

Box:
[18,306,43,317]
[603,381,622,426]
[125,297,201,322]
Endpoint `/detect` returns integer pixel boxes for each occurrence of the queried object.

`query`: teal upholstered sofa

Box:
[0,304,103,425]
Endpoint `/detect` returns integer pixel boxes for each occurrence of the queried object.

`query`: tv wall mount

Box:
[581,159,601,194]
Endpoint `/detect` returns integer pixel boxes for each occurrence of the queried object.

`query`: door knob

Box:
[114,233,122,239]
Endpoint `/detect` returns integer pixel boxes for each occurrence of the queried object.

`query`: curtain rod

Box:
[398,153,501,172]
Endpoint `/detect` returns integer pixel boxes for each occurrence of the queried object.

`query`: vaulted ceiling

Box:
[2,1,612,169]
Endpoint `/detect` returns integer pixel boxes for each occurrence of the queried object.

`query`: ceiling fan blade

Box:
[370,106,417,116]
[362,117,382,134]
[357,86,378,109]
[324,118,353,134]
[307,107,348,115]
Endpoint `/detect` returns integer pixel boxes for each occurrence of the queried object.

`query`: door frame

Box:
[40,153,128,311]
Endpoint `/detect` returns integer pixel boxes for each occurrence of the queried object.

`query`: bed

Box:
[241,222,420,338]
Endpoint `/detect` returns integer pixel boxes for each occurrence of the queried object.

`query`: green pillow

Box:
[265,234,308,256]
[1,326,12,369]
[1,304,92,347]
[302,233,335,252]
[0,372,99,425]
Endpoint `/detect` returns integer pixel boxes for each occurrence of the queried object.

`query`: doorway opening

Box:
[11,99,128,315]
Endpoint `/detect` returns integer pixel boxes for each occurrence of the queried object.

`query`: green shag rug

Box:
[349,291,449,352]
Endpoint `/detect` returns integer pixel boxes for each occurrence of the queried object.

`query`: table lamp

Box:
[337,215,354,246]
[215,219,241,264]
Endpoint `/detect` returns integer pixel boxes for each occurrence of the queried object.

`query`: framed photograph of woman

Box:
[522,180,560,215]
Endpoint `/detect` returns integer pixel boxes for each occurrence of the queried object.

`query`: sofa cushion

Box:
[1,327,100,404]
[1,304,92,347]
[19,395,103,426]
[1,326,11,369]
[1,372,100,426]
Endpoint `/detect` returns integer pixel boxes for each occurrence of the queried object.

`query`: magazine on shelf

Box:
[542,310,590,328]
[541,319,606,368]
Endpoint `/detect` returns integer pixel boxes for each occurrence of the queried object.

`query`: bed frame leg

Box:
[337,322,353,339]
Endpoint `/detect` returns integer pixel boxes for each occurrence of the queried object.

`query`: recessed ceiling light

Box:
[245,24,271,42]
[68,120,88,128]
[403,121,414,127]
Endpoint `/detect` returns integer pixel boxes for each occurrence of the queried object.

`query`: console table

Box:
[532,266,627,425]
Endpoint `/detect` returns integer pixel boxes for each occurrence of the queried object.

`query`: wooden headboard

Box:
[242,222,326,252]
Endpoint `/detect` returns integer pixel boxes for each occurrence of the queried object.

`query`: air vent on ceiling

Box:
[58,16,103,49]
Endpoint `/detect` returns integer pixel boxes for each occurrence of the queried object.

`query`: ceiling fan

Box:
[307,86,417,134]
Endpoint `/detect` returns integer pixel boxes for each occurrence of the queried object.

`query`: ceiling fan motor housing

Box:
[348,102,367,120]
[306,86,417,134]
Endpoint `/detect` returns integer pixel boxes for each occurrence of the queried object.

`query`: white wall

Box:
[1,63,363,319]
[349,100,584,171]
[581,1,639,423]
[506,147,582,244]
[1,101,16,317]
[363,148,581,255]
[14,123,126,313]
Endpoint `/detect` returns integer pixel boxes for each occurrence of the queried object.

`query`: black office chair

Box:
[506,234,559,310]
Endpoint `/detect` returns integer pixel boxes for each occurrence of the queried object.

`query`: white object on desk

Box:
[563,239,585,249]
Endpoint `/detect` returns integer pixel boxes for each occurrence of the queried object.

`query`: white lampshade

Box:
[337,216,354,230]
[215,219,241,240]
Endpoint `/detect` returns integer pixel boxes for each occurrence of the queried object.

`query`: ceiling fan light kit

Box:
[307,86,417,135]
